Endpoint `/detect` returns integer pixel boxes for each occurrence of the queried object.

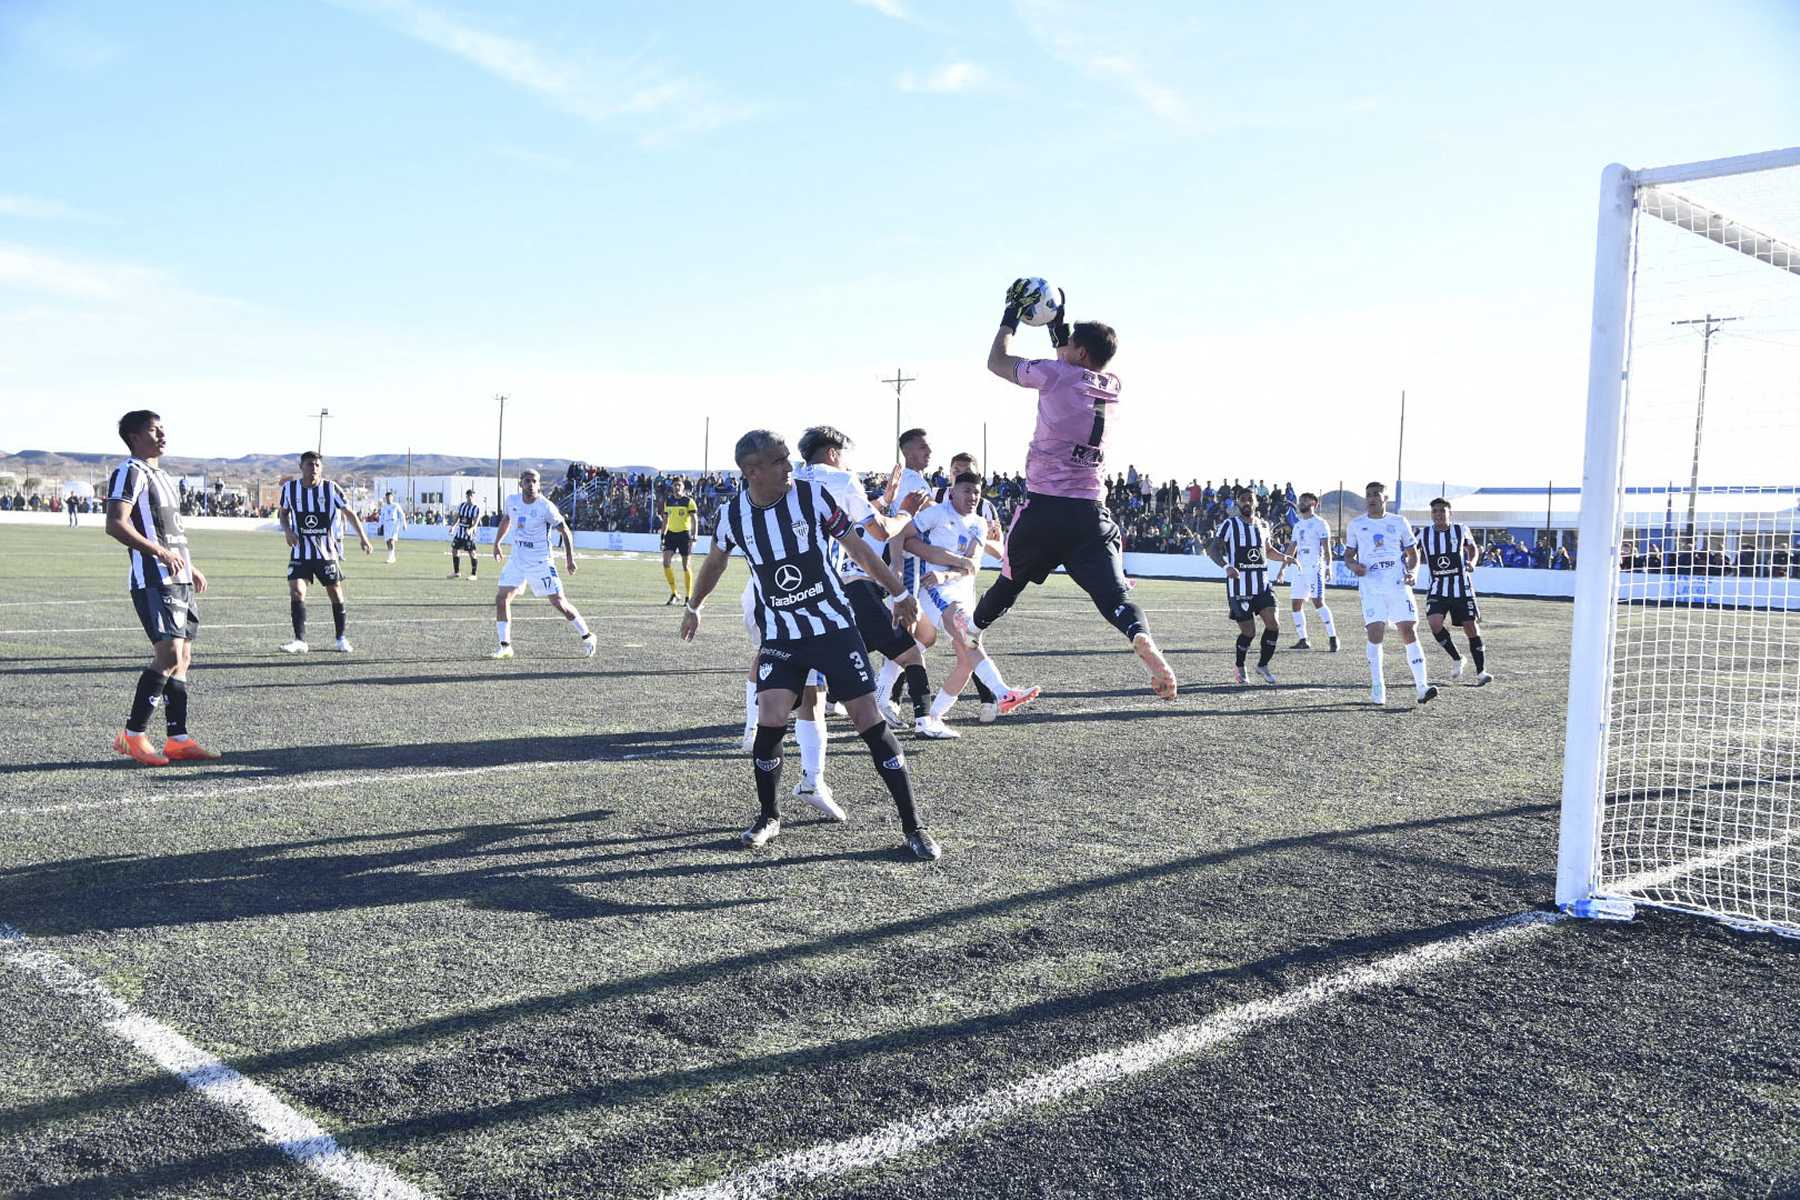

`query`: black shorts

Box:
[451,531,477,553]
[756,628,877,701]
[1228,589,1277,622]
[1427,595,1482,624]
[131,581,199,644]
[287,559,344,586]
[844,577,916,660]
[1002,492,1127,594]
[662,530,692,555]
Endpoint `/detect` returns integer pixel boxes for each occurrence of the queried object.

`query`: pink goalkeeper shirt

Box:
[1015,358,1121,502]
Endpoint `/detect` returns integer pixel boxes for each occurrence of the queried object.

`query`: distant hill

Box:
[0,449,649,487]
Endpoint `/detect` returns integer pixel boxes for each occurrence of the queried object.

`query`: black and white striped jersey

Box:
[106,458,191,588]
[716,481,859,641]
[280,479,351,561]
[453,500,481,534]
[1217,514,1271,598]
[1423,521,1476,599]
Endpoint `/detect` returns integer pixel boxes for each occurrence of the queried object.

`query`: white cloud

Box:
[491,145,577,173]
[0,195,96,222]
[1013,0,1190,125]
[897,61,989,94]
[327,0,757,142]
[853,0,912,20]
[0,244,145,300]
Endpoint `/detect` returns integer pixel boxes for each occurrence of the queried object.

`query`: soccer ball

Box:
[1007,277,1061,327]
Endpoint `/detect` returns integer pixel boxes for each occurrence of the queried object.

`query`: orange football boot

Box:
[113,730,169,766]
[162,737,221,762]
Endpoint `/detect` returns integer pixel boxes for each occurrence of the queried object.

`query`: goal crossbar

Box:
[1639,186,1800,276]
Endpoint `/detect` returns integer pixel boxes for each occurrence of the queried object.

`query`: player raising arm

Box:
[980,278,1176,700]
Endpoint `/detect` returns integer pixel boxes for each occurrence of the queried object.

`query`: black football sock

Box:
[1433,627,1462,660]
[451,556,460,576]
[751,724,785,819]
[972,574,1026,630]
[290,597,306,640]
[163,677,189,737]
[331,601,347,639]
[1258,628,1279,668]
[126,669,168,734]
[1235,634,1252,668]
[904,663,931,717]
[859,724,919,833]
[971,674,996,704]
[889,674,907,705]
[1468,636,1486,672]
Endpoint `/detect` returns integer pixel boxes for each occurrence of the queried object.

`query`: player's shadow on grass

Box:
[0,807,773,939]
[0,726,744,776]
[0,798,1569,1160]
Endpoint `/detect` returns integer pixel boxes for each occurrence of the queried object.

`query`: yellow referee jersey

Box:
[663,497,699,534]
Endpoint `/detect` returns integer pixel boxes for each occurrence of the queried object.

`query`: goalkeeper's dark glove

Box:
[1048,288,1070,348]
[1000,277,1029,334]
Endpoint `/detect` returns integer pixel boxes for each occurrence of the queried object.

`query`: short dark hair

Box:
[1235,486,1255,499]
[797,425,852,463]
[1430,497,1451,509]
[384,491,394,498]
[1071,321,1118,370]
[118,410,159,446]
[465,489,475,498]
[950,452,977,469]
[1365,480,1386,494]
[1300,492,1318,503]
[300,450,322,465]
[954,471,981,487]
[898,427,928,449]
[735,429,787,467]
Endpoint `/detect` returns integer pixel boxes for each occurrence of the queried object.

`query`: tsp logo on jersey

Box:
[774,564,803,592]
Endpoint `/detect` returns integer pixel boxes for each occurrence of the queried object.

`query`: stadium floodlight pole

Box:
[1670,314,1741,542]
[307,408,330,457]
[1556,162,1637,919]
[882,367,915,453]
[1393,390,1405,509]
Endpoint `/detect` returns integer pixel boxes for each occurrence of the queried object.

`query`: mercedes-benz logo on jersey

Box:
[774,564,803,592]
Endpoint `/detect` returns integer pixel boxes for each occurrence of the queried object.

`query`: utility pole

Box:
[495,394,507,513]
[1393,389,1406,512]
[882,367,916,453]
[1671,314,1740,545]
[307,408,330,456]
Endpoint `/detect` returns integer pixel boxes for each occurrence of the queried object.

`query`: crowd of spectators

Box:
[551,463,737,534]
[1619,538,1795,576]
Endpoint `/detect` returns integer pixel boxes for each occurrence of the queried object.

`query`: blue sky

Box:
[2,0,1797,487]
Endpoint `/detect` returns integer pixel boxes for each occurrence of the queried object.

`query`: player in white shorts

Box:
[377,492,407,564]
[1282,492,1339,652]
[489,469,595,660]
[1342,480,1436,707]
[902,472,1039,728]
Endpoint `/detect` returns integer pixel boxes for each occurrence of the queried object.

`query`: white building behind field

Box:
[371,474,518,515]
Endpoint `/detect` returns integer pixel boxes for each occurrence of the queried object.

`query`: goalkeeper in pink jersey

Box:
[977,280,1177,700]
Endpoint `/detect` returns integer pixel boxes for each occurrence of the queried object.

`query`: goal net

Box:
[1558,149,1800,935]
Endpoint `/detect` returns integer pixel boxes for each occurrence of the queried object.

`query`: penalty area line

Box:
[0,923,435,1200]
[660,910,1561,1200]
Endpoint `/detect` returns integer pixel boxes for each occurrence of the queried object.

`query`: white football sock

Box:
[929,690,956,719]
[1407,641,1429,691]
[743,680,758,727]
[496,620,510,645]
[1365,641,1383,685]
[795,714,826,781]
[1291,608,1307,637]
[1319,605,1337,637]
[571,614,590,637]
[877,659,902,702]
[972,657,1008,696]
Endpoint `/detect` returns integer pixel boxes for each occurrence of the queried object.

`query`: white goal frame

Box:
[1556,146,1800,931]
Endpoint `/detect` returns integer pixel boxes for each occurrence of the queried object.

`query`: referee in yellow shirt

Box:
[660,476,700,605]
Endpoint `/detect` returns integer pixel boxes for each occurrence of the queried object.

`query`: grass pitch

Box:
[1,523,1797,1199]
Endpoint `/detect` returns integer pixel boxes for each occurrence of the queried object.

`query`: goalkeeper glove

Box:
[1000,277,1031,333]
[1048,288,1070,348]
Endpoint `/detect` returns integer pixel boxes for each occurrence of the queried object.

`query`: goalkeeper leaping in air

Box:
[973,279,1178,700]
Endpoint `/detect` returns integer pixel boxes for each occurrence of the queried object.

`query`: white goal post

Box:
[1557,147,1800,936]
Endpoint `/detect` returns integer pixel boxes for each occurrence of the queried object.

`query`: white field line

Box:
[0,923,433,1200]
[661,911,1561,1200]
[0,757,647,818]
[1610,828,1800,895]
[0,614,678,636]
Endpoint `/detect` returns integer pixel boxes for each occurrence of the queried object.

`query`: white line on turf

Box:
[0,614,678,635]
[0,923,434,1200]
[659,910,1561,1200]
